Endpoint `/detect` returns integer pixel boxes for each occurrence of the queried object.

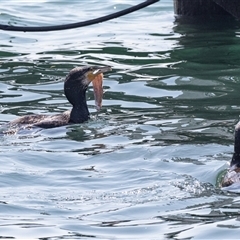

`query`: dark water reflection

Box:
[1,0,240,239]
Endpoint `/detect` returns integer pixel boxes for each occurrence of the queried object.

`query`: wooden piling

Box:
[174,0,230,17]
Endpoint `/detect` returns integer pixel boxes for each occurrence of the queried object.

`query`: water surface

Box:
[1,0,240,239]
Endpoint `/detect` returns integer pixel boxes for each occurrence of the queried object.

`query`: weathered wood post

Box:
[174,0,230,17]
[213,0,240,19]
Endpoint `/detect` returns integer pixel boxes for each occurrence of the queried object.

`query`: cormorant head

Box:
[64,65,111,109]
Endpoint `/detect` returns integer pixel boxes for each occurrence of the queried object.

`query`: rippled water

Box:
[1,0,240,239]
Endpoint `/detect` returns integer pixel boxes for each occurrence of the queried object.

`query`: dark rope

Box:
[0,0,159,32]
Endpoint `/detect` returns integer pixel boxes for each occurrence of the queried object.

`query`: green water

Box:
[0,0,240,239]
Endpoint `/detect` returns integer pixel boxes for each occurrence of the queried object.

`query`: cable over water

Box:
[0,0,159,32]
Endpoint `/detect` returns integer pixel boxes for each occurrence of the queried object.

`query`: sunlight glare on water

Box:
[1,0,240,239]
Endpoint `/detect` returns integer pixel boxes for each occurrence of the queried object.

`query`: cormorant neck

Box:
[69,104,89,123]
[68,92,90,123]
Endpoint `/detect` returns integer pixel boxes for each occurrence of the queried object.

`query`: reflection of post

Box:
[171,14,239,78]
[174,0,230,17]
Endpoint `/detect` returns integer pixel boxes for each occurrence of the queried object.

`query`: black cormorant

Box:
[9,65,111,128]
[221,122,240,187]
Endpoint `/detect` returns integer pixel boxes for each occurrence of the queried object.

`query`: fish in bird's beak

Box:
[88,66,111,111]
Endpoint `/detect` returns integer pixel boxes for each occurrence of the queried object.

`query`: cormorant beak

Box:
[88,66,112,111]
